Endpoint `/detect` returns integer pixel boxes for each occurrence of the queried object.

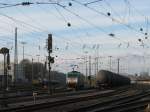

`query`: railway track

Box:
[0,88,72,98]
[1,85,131,105]
[110,100,149,112]
[0,89,98,105]
[0,86,138,112]
[0,90,113,112]
[69,90,150,112]
[0,87,130,112]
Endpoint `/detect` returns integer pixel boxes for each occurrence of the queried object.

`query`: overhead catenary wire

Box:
[72,0,145,35]
[54,5,71,26]
[103,0,123,21]
[5,1,140,51]
[123,0,149,36]
[0,1,137,47]
[37,4,100,54]
[35,3,90,47]
[83,0,103,6]
[0,0,146,54]
[55,2,131,45]
[10,3,88,50]
[0,7,61,55]
[0,0,145,72]
[0,2,34,9]
[71,0,150,49]
[0,1,147,40]
[123,0,131,23]
[0,1,109,40]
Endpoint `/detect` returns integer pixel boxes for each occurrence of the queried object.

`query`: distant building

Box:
[0,62,27,83]
[16,64,27,82]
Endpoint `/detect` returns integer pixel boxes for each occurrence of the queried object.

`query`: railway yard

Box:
[0,0,150,112]
[0,84,150,112]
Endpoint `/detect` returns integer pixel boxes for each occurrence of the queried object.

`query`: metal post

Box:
[117,58,120,74]
[97,57,99,74]
[23,45,24,60]
[95,57,97,77]
[21,42,26,60]
[84,51,88,84]
[14,27,18,83]
[31,58,33,91]
[85,57,88,83]
[89,56,91,87]
[36,55,40,81]
[109,56,112,71]
[48,51,52,94]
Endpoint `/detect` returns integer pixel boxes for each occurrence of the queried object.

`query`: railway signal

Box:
[47,34,54,95]
[48,56,54,63]
[48,34,52,52]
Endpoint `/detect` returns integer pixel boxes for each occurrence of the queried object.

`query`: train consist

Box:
[67,71,84,90]
[96,70,131,89]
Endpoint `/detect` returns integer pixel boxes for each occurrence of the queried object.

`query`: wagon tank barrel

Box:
[96,70,131,89]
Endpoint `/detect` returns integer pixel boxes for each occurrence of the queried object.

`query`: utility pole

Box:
[31,58,33,90]
[85,57,88,83]
[84,51,88,84]
[36,54,40,80]
[95,57,97,77]
[21,41,26,60]
[96,57,99,74]
[89,56,92,87]
[117,58,120,74]
[14,27,18,84]
[109,56,112,71]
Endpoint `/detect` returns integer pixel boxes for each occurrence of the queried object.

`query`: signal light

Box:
[48,34,52,52]
[48,56,54,63]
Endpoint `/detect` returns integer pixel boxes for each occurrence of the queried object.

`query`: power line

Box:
[0,1,140,46]
[0,1,147,55]
[83,0,103,6]
[35,3,89,48]
[0,1,147,37]
[103,0,123,21]
[72,0,145,35]
[0,2,34,9]
[124,0,149,36]
[55,2,130,45]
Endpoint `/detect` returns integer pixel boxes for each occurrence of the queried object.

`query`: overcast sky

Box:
[0,0,149,75]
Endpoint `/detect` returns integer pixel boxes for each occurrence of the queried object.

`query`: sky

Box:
[0,0,149,75]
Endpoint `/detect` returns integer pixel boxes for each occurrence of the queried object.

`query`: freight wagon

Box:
[96,70,130,89]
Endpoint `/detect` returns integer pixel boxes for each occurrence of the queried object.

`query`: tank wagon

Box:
[67,71,84,90]
[96,70,130,89]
